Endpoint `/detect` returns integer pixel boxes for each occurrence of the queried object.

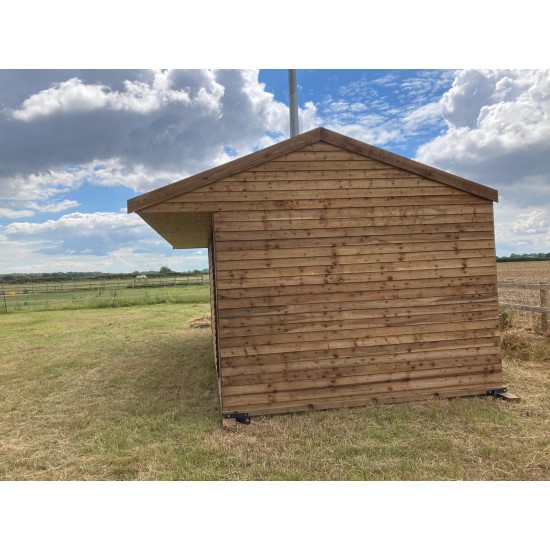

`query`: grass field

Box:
[0,262,549,480]
[1,283,210,313]
[498,261,550,333]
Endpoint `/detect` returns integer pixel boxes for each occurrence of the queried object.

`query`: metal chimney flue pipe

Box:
[288,69,299,137]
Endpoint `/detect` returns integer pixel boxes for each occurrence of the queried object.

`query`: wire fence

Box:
[498,281,550,334]
[1,277,210,314]
[0,274,207,295]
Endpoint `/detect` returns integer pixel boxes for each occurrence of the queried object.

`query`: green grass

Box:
[0,302,549,480]
[1,284,210,313]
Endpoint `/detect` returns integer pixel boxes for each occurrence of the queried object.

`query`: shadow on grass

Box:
[109,328,221,424]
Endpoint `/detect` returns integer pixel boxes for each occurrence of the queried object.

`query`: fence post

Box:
[541,282,548,334]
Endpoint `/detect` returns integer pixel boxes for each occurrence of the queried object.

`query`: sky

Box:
[1,68,549,273]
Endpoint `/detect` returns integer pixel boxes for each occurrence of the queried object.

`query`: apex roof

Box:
[128,127,498,213]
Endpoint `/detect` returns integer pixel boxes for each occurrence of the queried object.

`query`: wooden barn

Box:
[128,127,504,422]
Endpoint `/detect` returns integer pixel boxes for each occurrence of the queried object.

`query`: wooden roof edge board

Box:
[319,128,498,202]
[127,127,498,213]
[127,128,323,213]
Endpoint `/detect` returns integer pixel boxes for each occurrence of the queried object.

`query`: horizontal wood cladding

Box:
[217,284,497,310]
[222,354,501,387]
[272,149,376,161]
[171,187,467,203]
[228,386,500,416]
[163,140,503,413]
[216,251,495,272]
[214,221,494,241]
[214,212,493,230]
[218,300,499,329]
[214,204,490,222]
[203,177,442,192]
[129,127,498,213]
[217,257,495,280]
[219,325,500,359]
[222,345,501,377]
[216,267,496,290]
[215,239,494,261]
[219,319,499,351]
[217,294,499,321]
[217,276,496,300]
[220,335,500,369]
[143,195,485,213]
[220,169,437,182]
[222,363,501,397]
[220,309,498,338]
[222,372,504,409]
[250,160,397,172]
[215,232,496,252]
[127,131,502,415]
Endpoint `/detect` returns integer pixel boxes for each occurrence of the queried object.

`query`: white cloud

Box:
[510,209,549,235]
[1,165,91,201]
[318,70,453,147]
[37,199,80,213]
[0,237,208,274]
[2,69,549,272]
[495,205,550,255]
[416,69,550,203]
[0,69,321,204]
[402,101,442,131]
[0,207,35,219]
[11,74,194,121]
[0,199,79,220]
[0,209,205,274]
[3,212,157,256]
[414,69,550,254]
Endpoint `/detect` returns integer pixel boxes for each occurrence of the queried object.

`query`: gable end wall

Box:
[159,142,503,415]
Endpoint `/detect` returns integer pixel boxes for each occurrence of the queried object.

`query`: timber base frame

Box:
[220,386,520,426]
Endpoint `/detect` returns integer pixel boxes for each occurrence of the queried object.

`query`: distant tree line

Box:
[0,268,209,284]
[496,253,550,262]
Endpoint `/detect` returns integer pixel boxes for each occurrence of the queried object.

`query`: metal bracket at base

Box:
[486,387,521,402]
[223,412,251,426]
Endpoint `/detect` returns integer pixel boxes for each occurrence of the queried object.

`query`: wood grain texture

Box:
[128,127,497,213]
[222,355,502,387]
[129,131,502,416]
[222,345,502,377]
[223,386,500,417]
[221,336,500,369]
[214,221,494,240]
[222,372,504,408]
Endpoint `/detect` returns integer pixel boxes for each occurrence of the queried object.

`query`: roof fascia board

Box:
[319,128,498,202]
[128,128,322,213]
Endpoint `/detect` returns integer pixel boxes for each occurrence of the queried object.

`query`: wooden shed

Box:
[128,127,504,421]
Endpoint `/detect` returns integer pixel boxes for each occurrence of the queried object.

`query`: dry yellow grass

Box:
[498,261,550,334]
[1,298,549,481]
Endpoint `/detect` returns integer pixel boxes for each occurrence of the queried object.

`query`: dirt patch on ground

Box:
[188,315,211,328]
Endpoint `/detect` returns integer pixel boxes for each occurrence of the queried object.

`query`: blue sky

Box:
[1,69,549,273]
